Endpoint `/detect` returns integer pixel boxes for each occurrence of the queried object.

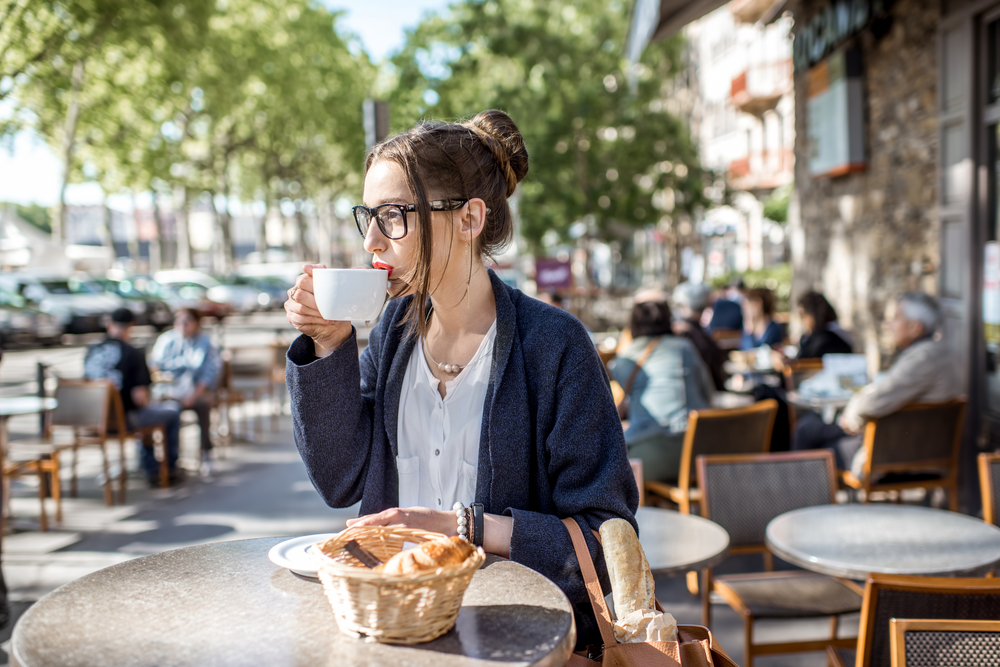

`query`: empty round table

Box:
[11,537,575,667]
[766,504,1000,579]
[635,506,730,576]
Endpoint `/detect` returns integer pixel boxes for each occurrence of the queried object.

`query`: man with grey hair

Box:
[672,282,726,390]
[794,291,962,473]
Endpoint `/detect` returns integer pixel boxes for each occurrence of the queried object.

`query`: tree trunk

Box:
[257,199,269,255]
[317,193,332,268]
[217,155,234,272]
[173,185,192,269]
[150,190,163,273]
[295,203,308,261]
[55,59,86,243]
[128,190,141,268]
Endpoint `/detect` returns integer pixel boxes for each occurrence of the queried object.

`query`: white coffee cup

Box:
[312,268,388,321]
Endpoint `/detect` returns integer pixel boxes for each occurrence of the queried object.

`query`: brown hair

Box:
[747,288,775,318]
[630,300,674,338]
[797,291,837,327]
[365,109,529,336]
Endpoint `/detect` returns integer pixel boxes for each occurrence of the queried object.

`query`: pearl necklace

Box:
[422,339,465,374]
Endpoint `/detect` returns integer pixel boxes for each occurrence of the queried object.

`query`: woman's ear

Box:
[458,198,488,242]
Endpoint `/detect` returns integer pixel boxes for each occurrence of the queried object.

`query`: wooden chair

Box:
[889,618,1000,667]
[107,389,169,491]
[783,357,825,391]
[644,399,778,514]
[216,352,251,451]
[697,450,861,667]
[711,328,743,351]
[826,574,1000,667]
[978,453,1000,526]
[268,341,289,431]
[840,399,967,510]
[5,379,116,531]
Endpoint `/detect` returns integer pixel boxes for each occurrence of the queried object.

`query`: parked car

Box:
[154,270,260,315]
[222,275,289,310]
[0,273,119,334]
[94,275,174,330]
[0,287,62,347]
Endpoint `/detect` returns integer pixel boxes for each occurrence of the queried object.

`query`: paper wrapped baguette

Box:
[599,518,678,643]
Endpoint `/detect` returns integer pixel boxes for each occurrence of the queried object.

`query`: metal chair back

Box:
[978,453,1000,526]
[697,450,836,550]
[856,574,1000,667]
[864,399,966,473]
[889,618,1000,667]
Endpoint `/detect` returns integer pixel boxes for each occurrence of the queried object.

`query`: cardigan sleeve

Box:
[285,325,381,507]
[505,333,639,642]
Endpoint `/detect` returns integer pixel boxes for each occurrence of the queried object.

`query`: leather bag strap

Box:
[562,517,617,648]
[621,336,660,397]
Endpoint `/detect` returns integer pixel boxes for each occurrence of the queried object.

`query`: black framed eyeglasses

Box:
[352,199,471,240]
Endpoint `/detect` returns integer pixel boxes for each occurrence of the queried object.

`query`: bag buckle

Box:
[586,644,604,660]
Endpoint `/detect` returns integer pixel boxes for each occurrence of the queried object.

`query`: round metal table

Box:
[766,504,1000,579]
[635,506,730,576]
[785,391,851,423]
[11,537,575,667]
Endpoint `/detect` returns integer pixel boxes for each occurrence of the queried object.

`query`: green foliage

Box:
[711,263,792,312]
[388,0,706,250]
[2,202,52,232]
[762,183,791,224]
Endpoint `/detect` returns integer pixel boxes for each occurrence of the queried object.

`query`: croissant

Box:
[380,536,474,575]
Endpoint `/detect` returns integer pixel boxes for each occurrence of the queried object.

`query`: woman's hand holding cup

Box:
[284,264,352,357]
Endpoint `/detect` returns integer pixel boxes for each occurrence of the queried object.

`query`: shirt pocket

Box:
[396,456,420,508]
[459,460,478,504]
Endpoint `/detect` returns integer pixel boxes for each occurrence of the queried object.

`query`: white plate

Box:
[268,533,340,578]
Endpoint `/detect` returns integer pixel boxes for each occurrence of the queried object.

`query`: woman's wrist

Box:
[482,513,513,558]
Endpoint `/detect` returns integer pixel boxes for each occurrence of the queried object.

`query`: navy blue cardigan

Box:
[285,270,639,645]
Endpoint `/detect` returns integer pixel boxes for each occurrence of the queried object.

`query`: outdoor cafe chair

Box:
[107,386,169,491]
[826,574,1000,667]
[644,399,778,514]
[840,399,967,511]
[889,618,1000,667]
[782,357,824,391]
[697,450,861,667]
[711,328,743,351]
[978,453,1000,527]
[5,379,116,531]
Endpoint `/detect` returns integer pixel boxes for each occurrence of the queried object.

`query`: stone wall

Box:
[790,0,940,371]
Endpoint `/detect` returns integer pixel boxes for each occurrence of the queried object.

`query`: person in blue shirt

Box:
[151,308,221,472]
[707,280,745,332]
[741,287,784,349]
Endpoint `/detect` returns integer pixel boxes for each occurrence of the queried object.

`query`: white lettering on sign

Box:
[794,0,891,72]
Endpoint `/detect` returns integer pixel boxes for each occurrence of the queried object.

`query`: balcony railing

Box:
[730,59,792,116]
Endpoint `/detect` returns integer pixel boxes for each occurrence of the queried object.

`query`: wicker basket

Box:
[313,526,486,644]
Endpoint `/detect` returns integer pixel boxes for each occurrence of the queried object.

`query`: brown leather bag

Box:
[562,517,739,667]
[613,336,660,420]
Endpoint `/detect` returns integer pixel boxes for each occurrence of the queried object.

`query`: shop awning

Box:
[627,0,730,63]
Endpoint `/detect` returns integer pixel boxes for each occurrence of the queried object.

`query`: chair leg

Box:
[70,444,79,498]
[687,570,699,596]
[763,551,774,572]
[36,464,48,532]
[270,383,279,432]
[50,453,62,523]
[117,435,127,504]
[701,569,712,627]
[158,430,170,489]
[100,442,113,506]
[830,615,839,640]
[743,615,755,667]
[947,483,959,512]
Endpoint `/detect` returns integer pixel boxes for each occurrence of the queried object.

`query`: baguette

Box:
[599,518,655,617]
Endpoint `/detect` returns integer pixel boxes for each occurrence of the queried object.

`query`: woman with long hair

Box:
[283,110,637,646]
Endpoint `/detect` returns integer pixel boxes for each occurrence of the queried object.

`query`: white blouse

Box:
[396,320,497,511]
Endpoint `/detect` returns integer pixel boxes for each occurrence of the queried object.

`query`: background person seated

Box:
[795,291,853,358]
[672,282,726,391]
[707,279,744,332]
[793,292,962,474]
[609,292,714,485]
[84,308,182,487]
[741,287,783,350]
[151,308,221,473]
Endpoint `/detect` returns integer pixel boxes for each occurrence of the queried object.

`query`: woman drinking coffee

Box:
[283,110,637,646]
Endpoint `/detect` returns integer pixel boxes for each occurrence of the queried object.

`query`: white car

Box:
[154,269,263,315]
[0,273,121,334]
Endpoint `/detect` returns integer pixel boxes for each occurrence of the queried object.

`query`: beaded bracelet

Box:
[453,501,470,542]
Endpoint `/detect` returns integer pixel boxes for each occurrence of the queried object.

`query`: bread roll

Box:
[600,518,655,617]
[381,536,474,576]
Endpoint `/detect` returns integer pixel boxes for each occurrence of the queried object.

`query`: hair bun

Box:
[465,109,529,197]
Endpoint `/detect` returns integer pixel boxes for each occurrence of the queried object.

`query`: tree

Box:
[389,0,707,251]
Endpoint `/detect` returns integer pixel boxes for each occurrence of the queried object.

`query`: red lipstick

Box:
[373,261,393,277]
